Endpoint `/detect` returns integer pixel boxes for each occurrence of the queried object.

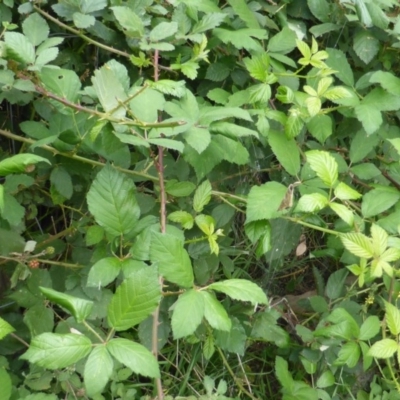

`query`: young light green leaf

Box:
[108,267,161,331]
[368,338,398,359]
[20,333,92,369]
[107,338,160,378]
[306,150,338,187]
[87,257,122,288]
[201,291,231,332]
[208,279,268,306]
[150,232,194,287]
[329,202,354,226]
[40,287,93,323]
[275,356,294,390]
[171,289,205,339]
[385,301,400,336]
[193,180,212,212]
[295,193,329,213]
[0,154,50,176]
[371,224,388,256]
[86,165,140,237]
[84,345,114,397]
[167,211,194,230]
[334,182,361,200]
[340,233,374,259]
[0,317,15,340]
[305,95,321,117]
[335,341,360,368]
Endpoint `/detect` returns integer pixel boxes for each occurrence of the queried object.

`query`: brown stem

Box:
[152,48,164,400]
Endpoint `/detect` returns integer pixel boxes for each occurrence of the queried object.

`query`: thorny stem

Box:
[0,129,160,182]
[152,48,164,400]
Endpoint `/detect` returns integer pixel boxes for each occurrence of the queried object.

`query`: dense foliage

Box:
[2,0,400,399]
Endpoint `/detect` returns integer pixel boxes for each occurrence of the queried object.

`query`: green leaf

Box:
[73,12,95,29]
[267,27,297,54]
[167,211,194,229]
[0,185,4,214]
[193,180,212,212]
[251,310,290,347]
[111,6,144,37]
[92,66,128,118]
[86,165,140,237]
[150,21,178,42]
[349,129,380,164]
[213,28,267,51]
[368,338,398,359]
[305,96,321,117]
[307,0,330,22]
[130,87,165,123]
[354,104,382,135]
[86,225,104,246]
[370,71,400,96]
[385,301,400,336]
[335,341,360,368]
[0,368,12,400]
[0,317,15,339]
[165,180,196,197]
[150,232,194,287]
[350,163,381,180]
[334,182,361,200]
[306,114,332,143]
[50,166,73,200]
[84,345,113,397]
[362,187,400,218]
[171,289,204,339]
[227,0,260,29]
[210,122,259,139]
[371,224,388,256]
[148,138,184,153]
[268,130,300,176]
[329,202,354,226]
[340,233,374,259]
[40,287,93,323]
[87,257,122,288]
[201,291,231,332]
[295,193,329,213]
[306,150,338,187]
[4,32,35,64]
[215,317,247,355]
[275,356,294,389]
[208,279,268,305]
[0,154,50,176]
[35,47,59,67]
[107,338,160,378]
[22,13,49,46]
[148,79,186,98]
[23,304,54,336]
[325,269,348,300]
[285,109,304,139]
[40,67,81,103]
[20,333,92,369]
[246,182,287,223]
[325,48,354,86]
[108,267,161,331]
[359,316,380,341]
[316,370,335,389]
[353,30,379,64]
[191,13,226,34]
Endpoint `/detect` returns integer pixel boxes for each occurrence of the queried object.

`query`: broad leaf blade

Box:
[171,289,204,339]
[87,165,140,237]
[268,130,300,176]
[208,279,268,305]
[0,154,50,176]
[40,287,93,323]
[201,291,231,332]
[108,267,161,331]
[20,333,92,369]
[0,317,15,340]
[84,345,114,397]
[150,232,194,287]
[107,338,160,378]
